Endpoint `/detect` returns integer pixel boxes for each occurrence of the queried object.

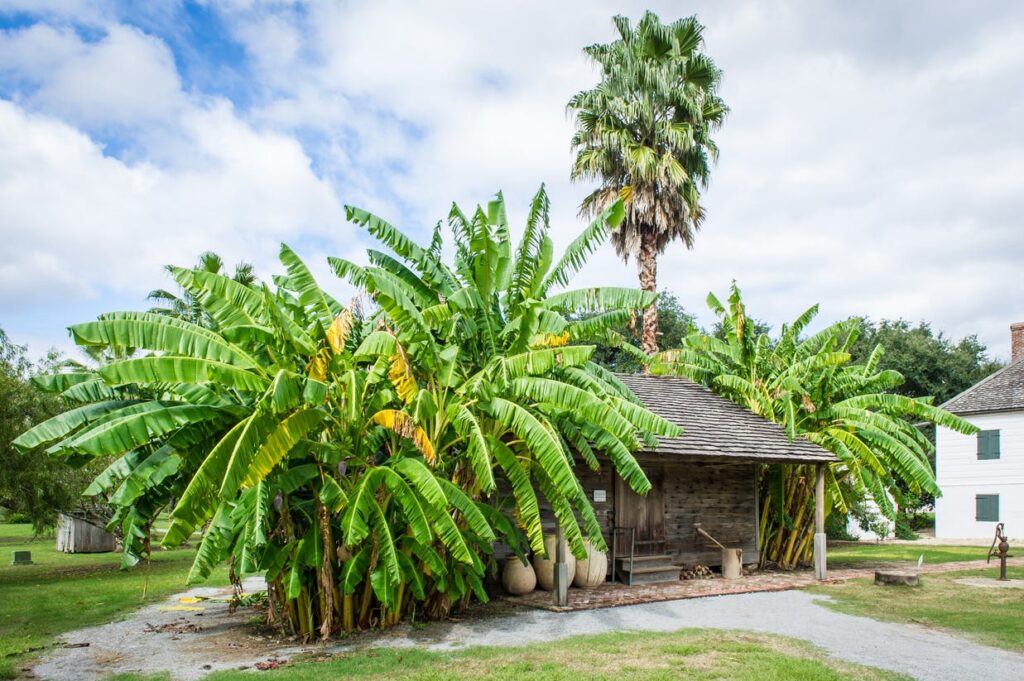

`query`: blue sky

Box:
[1,0,1023,363]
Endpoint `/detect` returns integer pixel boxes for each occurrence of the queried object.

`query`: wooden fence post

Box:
[553,522,568,607]
[814,464,827,580]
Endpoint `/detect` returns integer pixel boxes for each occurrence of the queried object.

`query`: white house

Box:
[935,322,1024,539]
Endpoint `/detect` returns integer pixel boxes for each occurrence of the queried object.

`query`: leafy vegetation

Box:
[589,290,696,373]
[0,329,112,533]
[196,629,906,681]
[848,319,1003,406]
[0,522,227,679]
[848,319,1003,520]
[147,251,257,327]
[14,187,678,639]
[569,12,728,354]
[812,566,1024,652]
[650,283,977,567]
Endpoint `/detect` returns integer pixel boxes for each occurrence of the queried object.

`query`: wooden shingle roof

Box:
[617,373,838,464]
[940,359,1024,416]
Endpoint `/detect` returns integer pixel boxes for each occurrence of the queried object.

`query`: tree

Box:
[148,251,257,328]
[590,289,697,372]
[569,11,728,354]
[848,319,1003,405]
[650,284,977,567]
[17,187,678,638]
[0,329,108,532]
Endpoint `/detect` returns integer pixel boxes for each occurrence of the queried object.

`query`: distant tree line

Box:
[589,292,1003,406]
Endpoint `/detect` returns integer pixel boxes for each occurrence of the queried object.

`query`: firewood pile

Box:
[680,564,714,580]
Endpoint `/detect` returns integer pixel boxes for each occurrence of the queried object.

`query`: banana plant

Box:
[332,186,681,562]
[16,188,680,638]
[650,282,978,567]
[14,249,492,635]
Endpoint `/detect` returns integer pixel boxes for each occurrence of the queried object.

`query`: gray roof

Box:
[617,373,838,464]
[941,359,1024,416]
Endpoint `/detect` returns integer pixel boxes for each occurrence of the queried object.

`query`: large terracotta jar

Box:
[533,534,576,591]
[501,555,537,595]
[573,539,607,589]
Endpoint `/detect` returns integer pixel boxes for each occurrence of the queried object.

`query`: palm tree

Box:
[569,12,728,354]
[148,251,256,327]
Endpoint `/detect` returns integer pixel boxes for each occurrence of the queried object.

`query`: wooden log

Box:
[721,548,742,579]
[874,570,921,587]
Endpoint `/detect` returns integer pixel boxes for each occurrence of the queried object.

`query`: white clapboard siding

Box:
[55,514,117,553]
[935,410,1024,539]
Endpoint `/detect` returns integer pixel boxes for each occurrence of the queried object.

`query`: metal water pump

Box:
[987,522,1011,581]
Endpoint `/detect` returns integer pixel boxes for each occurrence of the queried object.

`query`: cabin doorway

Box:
[614,464,666,554]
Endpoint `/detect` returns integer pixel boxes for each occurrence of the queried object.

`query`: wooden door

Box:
[615,465,665,551]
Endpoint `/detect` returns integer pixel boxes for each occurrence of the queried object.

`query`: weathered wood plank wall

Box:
[651,459,758,567]
[56,514,117,553]
[492,457,759,569]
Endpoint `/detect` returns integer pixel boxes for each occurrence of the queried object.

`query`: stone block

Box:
[11,550,33,565]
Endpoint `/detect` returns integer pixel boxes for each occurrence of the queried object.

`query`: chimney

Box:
[1013,322,1024,364]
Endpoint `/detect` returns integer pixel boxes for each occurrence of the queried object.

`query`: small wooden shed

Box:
[56,514,117,553]
[537,374,836,602]
[606,374,835,576]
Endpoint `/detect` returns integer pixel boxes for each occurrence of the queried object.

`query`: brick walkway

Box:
[506,557,1024,612]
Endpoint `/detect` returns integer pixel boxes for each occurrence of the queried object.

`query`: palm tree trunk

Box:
[638,228,658,356]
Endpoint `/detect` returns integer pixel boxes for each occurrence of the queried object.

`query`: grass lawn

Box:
[811,565,1024,652]
[0,522,227,680]
[827,543,987,569]
[187,629,909,681]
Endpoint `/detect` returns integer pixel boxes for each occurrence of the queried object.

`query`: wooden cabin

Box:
[533,374,837,586]
[604,375,836,581]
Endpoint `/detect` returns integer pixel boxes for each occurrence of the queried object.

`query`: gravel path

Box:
[388,590,1022,681]
[35,585,1023,680]
[33,577,278,681]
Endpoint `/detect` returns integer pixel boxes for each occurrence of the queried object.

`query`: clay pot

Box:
[573,539,607,589]
[502,555,537,595]
[533,534,576,591]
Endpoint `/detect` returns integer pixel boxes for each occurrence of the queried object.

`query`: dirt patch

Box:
[33,577,289,681]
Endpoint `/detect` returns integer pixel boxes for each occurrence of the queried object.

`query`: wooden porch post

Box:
[553,522,568,607]
[813,463,827,580]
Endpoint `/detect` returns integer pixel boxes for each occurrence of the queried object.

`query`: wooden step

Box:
[615,564,681,584]
[614,553,681,584]
[615,554,677,570]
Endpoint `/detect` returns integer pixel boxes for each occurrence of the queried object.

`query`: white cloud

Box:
[1,0,1022,363]
[0,97,348,305]
[213,0,1023,358]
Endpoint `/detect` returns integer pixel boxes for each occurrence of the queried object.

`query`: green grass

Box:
[827,543,987,569]
[811,566,1024,652]
[0,523,227,679]
[194,629,908,681]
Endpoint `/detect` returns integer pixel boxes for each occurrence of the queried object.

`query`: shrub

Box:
[894,514,919,541]
[825,512,857,541]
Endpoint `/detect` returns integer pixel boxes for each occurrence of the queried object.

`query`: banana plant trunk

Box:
[638,228,659,356]
[759,465,819,569]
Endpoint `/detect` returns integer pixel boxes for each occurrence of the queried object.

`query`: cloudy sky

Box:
[1,0,1021,361]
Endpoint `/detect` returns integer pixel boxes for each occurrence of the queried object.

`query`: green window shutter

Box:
[977,430,1001,460]
[976,494,999,522]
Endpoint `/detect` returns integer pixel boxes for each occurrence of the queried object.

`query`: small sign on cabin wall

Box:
[593,489,607,503]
